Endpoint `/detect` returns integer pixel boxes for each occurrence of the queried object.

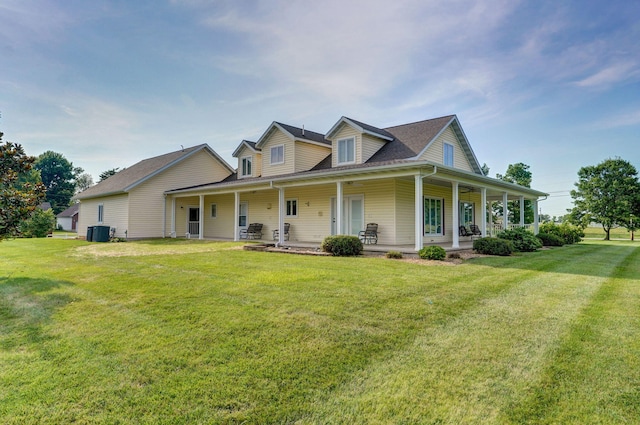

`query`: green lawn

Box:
[1,239,638,424]
[584,225,635,240]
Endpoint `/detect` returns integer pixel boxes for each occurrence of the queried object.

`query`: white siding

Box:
[261,130,295,177]
[129,150,232,238]
[418,126,474,172]
[235,145,262,178]
[77,194,129,239]
[361,134,387,163]
[294,141,331,172]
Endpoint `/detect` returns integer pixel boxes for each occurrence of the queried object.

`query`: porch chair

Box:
[459,226,473,237]
[272,223,290,241]
[358,223,378,245]
[243,223,263,240]
[469,224,483,237]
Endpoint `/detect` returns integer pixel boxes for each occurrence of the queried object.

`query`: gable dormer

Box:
[232,140,261,179]
[325,117,394,167]
[255,122,331,177]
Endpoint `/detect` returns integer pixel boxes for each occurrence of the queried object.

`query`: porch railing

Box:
[487,223,534,236]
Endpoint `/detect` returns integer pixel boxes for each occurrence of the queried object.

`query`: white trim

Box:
[239,155,253,178]
[285,198,298,218]
[452,182,459,248]
[270,144,285,165]
[444,142,454,167]
[326,116,394,141]
[97,203,104,224]
[337,136,356,165]
[210,203,217,219]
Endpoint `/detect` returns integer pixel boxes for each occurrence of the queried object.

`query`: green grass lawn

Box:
[584,225,635,240]
[1,238,638,424]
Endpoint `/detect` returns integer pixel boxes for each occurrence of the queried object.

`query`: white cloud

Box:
[575,62,638,88]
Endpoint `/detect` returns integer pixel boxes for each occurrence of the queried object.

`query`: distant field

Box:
[1,238,638,424]
[583,226,635,240]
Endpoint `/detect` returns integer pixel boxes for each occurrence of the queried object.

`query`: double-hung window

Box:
[443,143,454,166]
[270,145,284,165]
[424,197,443,236]
[337,137,355,165]
[240,156,252,177]
[286,199,297,217]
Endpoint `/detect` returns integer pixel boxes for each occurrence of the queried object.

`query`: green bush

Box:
[536,232,564,247]
[20,209,56,238]
[386,250,403,259]
[497,227,542,252]
[321,235,363,256]
[539,222,583,245]
[473,237,513,256]
[418,246,447,260]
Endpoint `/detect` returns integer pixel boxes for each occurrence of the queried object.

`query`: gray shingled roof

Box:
[275,122,330,145]
[57,203,79,217]
[76,144,215,200]
[367,115,455,162]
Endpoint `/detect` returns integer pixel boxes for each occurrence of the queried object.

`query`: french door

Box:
[330,195,364,236]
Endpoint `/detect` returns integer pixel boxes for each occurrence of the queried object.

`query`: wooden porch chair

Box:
[272,223,290,241]
[358,223,378,245]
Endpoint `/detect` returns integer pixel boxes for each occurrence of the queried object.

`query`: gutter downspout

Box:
[415,166,437,251]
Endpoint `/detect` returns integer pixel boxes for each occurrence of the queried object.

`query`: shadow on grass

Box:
[468,241,640,279]
[0,277,75,350]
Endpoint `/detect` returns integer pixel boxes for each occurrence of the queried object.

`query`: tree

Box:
[99,168,121,182]
[75,172,94,193]
[0,132,46,240]
[494,163,534,224]
[35,151,79,214]
[481,163,490,176]
[570,158,640,240]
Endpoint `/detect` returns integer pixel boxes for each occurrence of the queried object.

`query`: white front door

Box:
[331,195,364,236]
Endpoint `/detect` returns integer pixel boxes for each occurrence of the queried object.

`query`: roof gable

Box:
[75,144,234,200]
[326,116,395,141]
[256,122,329,148]
[232,140,259,158]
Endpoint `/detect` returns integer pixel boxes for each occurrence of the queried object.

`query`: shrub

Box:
[20,209,56,238]
[448,252,462,259]
[536,232,564,247]
[539,222,583,245]
[321,235,363,256]
[386,250,403,259]
[418,246,447,260]
[497,227,542,252]
[473,237,513,256]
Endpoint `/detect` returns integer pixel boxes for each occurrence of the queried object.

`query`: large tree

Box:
[99,167,121,182]
[495,162,534,224]
[0,132,46,240]
[35,151,80,214]
[75,172,94,193]
[570,158,640,240]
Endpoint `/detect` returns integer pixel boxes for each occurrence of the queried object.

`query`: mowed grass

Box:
[584,225,635,240]
[0,239,638,424]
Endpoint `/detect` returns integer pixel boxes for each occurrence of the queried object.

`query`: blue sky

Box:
[1,0,638,217]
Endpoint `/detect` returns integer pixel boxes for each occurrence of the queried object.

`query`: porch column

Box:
[519,196,525,227]
[452,181,459,248]
[278,187,285,246]
[533,199,539,234]
[488,201,493,236]
[415,174,423,251]
[502,192,509,231]
[336,181,343,235]
[171,197,176,238]
[234,191,240,241]
[480,187,487,237]
[199,194,205,240]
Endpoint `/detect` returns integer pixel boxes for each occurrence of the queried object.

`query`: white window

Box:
[424,197,443,236]
[240,156,252,177]
[286,199,297,217]
[210,203,217,218]
[337,137,355,164]
[98,204,104,224]
[460,202,474,228]
[270,145,284,165]
[444,143,454,167]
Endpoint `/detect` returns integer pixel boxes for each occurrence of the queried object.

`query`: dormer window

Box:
[337,137,355,165]
[444,143,454,166]
[240,156,252,177]
[270,145,284,165]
